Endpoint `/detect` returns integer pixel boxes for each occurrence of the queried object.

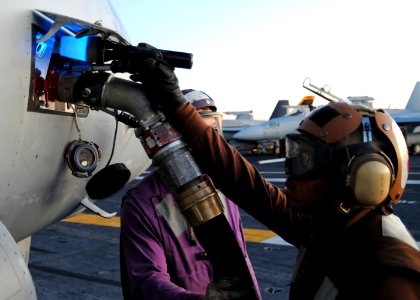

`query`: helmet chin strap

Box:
[333,184,359,214]
[330,171,375,215]
[334,178,393,215]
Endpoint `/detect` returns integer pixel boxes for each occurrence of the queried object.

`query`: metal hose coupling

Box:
[177,177,224,227]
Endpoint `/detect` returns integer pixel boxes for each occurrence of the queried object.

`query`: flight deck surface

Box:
[29,155,420,300]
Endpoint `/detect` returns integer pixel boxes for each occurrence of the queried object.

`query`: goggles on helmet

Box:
[199,111,224,137]
[285,133,333,178]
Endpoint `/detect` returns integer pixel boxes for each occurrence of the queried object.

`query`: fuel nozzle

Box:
[59,36,193,71]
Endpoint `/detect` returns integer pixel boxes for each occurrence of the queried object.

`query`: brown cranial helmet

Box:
[289,101,409,206]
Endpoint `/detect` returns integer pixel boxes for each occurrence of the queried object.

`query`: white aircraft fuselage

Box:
[1,0,150,242]
[0,3,151,298]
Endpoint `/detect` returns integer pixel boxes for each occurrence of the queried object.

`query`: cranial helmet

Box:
[181,89,223,136]
[181,89,217,111]
[285,102,409,207]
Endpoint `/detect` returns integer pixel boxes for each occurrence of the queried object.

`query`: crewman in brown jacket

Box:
[132,44,420,299]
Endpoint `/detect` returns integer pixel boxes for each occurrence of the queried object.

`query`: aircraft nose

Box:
[232,126,264,141]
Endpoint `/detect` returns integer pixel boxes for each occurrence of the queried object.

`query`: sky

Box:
[110,0,420,120]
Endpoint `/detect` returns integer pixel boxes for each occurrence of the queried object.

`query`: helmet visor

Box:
[199,111,224,137]
[285,134,331,178]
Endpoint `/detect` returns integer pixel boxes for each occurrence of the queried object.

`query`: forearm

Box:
[171,103,268,206]
[171,104,312,243]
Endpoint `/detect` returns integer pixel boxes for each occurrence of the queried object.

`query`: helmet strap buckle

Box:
[338,202,351,214]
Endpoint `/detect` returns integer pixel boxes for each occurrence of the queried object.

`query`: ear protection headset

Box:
[344,116,395,206]
[298,102,408,208]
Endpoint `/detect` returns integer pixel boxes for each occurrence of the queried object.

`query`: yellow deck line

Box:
[62,214,277,242]
[243,228,277,242]
[63,214,121,228]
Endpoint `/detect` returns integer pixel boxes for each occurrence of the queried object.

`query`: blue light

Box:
[36,42,47,58]
[60,36,89,61]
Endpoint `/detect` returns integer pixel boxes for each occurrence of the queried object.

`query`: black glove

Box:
[130,43,186,114]
[202,277,257,300]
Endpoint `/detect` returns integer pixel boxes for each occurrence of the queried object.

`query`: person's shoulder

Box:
[135,170,161,187]
[381,214,419,250]
[372,214,420,274]
[124,171,166,204]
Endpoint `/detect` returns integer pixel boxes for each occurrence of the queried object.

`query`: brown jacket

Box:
[171,103,420,299]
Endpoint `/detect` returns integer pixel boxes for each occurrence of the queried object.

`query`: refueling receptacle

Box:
[64,139,101,178]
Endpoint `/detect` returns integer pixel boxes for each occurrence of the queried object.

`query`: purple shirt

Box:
[120,171,261,300]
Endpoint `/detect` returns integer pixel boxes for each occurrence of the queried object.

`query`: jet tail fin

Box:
[297,95,315,107]
[269,100,289,120]
[405,82,420,110]
[269,96,315,120]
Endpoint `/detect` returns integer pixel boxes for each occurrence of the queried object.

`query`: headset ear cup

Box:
[347,154,393,206]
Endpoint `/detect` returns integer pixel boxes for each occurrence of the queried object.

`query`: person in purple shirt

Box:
[120,89,260,300]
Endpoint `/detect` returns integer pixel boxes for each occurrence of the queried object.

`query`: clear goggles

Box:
[199,111,224,137]
[285,133,333,178]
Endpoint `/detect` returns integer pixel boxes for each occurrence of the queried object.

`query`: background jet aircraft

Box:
[223,100,291,153]
[0,1,152,298]
[230,97,315,154]
[233,78,420,156]
[222,110,265,141]
[222,100,290,138]
[222,111,268,154]
[385,81,420,154]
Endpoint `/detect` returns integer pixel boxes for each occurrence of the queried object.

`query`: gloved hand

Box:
[130,43,186,114]
[202,277,257,300]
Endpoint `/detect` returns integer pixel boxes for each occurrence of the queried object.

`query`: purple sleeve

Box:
[121,191,203,300]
